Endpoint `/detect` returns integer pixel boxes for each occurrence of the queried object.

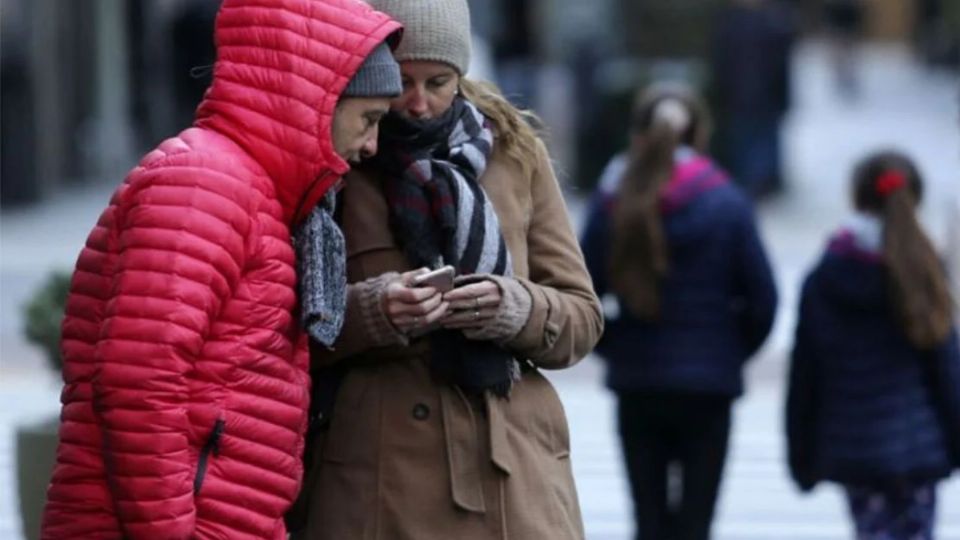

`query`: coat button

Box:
[412,403,430,421]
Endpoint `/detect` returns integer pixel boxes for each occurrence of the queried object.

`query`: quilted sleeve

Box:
[579,192,612,299]
[948,197,960,314]
[786,275,821,492]
[732,195,778,359]
[931,327,960,466]
[92,165,248,539]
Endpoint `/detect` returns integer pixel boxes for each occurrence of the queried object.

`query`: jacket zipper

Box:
[193,419,225,495]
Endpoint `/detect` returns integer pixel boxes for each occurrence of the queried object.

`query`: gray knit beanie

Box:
[343,41,403,97]
[366,0,471,75]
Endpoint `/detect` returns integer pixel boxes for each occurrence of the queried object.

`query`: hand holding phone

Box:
[391,266,455,337]
[411,265,455,293]
[439,277,502,330]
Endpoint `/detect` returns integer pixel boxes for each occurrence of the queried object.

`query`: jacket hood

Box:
[660,149,729,214]
[597,148,727,208]
[195,0,402,226]
[659,151,731,248]
[599,150,731,249]
[816,227,887,310]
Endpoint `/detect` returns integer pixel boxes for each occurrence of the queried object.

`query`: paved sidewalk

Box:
[549,358,960,540]
[2,362,958,540]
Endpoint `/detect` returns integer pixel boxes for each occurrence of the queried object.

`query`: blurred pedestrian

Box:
[492,0,537,108]
[712,0,796,198]
[915,0,960,68]
[787,151,960,540]
[581,83,778,540]
[948,193,960,313]
[287,0,603,538]
[823,0,865,101]
[40,1,404,538]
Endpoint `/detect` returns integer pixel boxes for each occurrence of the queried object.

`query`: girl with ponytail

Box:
[581,83,778,540]
[787,151,960,539]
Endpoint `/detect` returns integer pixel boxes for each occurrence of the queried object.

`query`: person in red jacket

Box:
[40,1,403,539]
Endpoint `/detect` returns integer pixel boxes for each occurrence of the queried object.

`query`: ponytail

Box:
[609,85,709,320]
[853,151,953,349]
[610,121,675,319]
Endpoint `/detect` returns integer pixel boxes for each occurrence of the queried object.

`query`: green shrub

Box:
[22,271,72,372]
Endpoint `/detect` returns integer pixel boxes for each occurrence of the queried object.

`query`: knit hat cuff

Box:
[392,52,467,75]
[343,42,403,98]
[367,0,472,76]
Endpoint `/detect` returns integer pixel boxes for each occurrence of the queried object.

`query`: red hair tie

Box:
[876,170,906,196]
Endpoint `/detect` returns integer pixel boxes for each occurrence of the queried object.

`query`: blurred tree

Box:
[22,271,72,372]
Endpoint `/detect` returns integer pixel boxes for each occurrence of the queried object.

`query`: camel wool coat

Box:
[293,138,603,540]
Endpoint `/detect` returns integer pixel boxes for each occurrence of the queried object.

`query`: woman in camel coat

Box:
[288,0,603,538]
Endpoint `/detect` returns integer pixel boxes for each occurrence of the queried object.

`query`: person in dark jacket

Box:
[823,0,865,100]
[581,83,778,540]
[711,0,796,198]
[786,150,960,540]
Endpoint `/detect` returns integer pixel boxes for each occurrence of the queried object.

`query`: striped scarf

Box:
[376,97,519,396]
[377,97,511,277]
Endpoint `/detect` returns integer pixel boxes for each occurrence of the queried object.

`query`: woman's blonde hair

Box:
[460,78,544,178]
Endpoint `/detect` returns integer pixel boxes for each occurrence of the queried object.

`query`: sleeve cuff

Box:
[356,272,409,348]
[462,275,533,345]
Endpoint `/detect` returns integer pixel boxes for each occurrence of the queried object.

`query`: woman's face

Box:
[391,61,460,120]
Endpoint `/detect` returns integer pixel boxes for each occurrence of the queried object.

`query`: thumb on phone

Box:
[400,267,430,286]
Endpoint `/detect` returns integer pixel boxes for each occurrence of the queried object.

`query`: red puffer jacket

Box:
[40,2,400,539]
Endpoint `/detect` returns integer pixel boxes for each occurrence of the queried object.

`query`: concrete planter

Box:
[16,416,58,540]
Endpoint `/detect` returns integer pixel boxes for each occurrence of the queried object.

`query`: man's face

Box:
[332,97,391,164]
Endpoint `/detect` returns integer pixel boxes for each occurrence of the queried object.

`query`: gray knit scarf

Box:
[295,190,346,348]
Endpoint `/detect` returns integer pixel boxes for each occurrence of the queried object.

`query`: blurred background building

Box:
[1,0,217,206]
[2,1,959,539]
[5,0,958,207]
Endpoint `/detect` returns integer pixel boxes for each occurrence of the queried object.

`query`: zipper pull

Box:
[210,419,225,457]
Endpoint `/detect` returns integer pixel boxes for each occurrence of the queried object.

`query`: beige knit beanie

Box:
[366,0,472,75]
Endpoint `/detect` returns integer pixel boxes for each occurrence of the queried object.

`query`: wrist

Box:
[359,273,409,347]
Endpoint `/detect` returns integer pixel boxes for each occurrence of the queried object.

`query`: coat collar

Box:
[598,148,728,213]
[659,150,728,214]
[828,212,884,263]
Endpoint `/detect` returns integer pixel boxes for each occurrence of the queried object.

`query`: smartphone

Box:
[411,265,455,293]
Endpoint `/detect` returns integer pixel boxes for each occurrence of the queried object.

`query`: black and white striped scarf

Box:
[376,97,519,396]
[377,97,511,277]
